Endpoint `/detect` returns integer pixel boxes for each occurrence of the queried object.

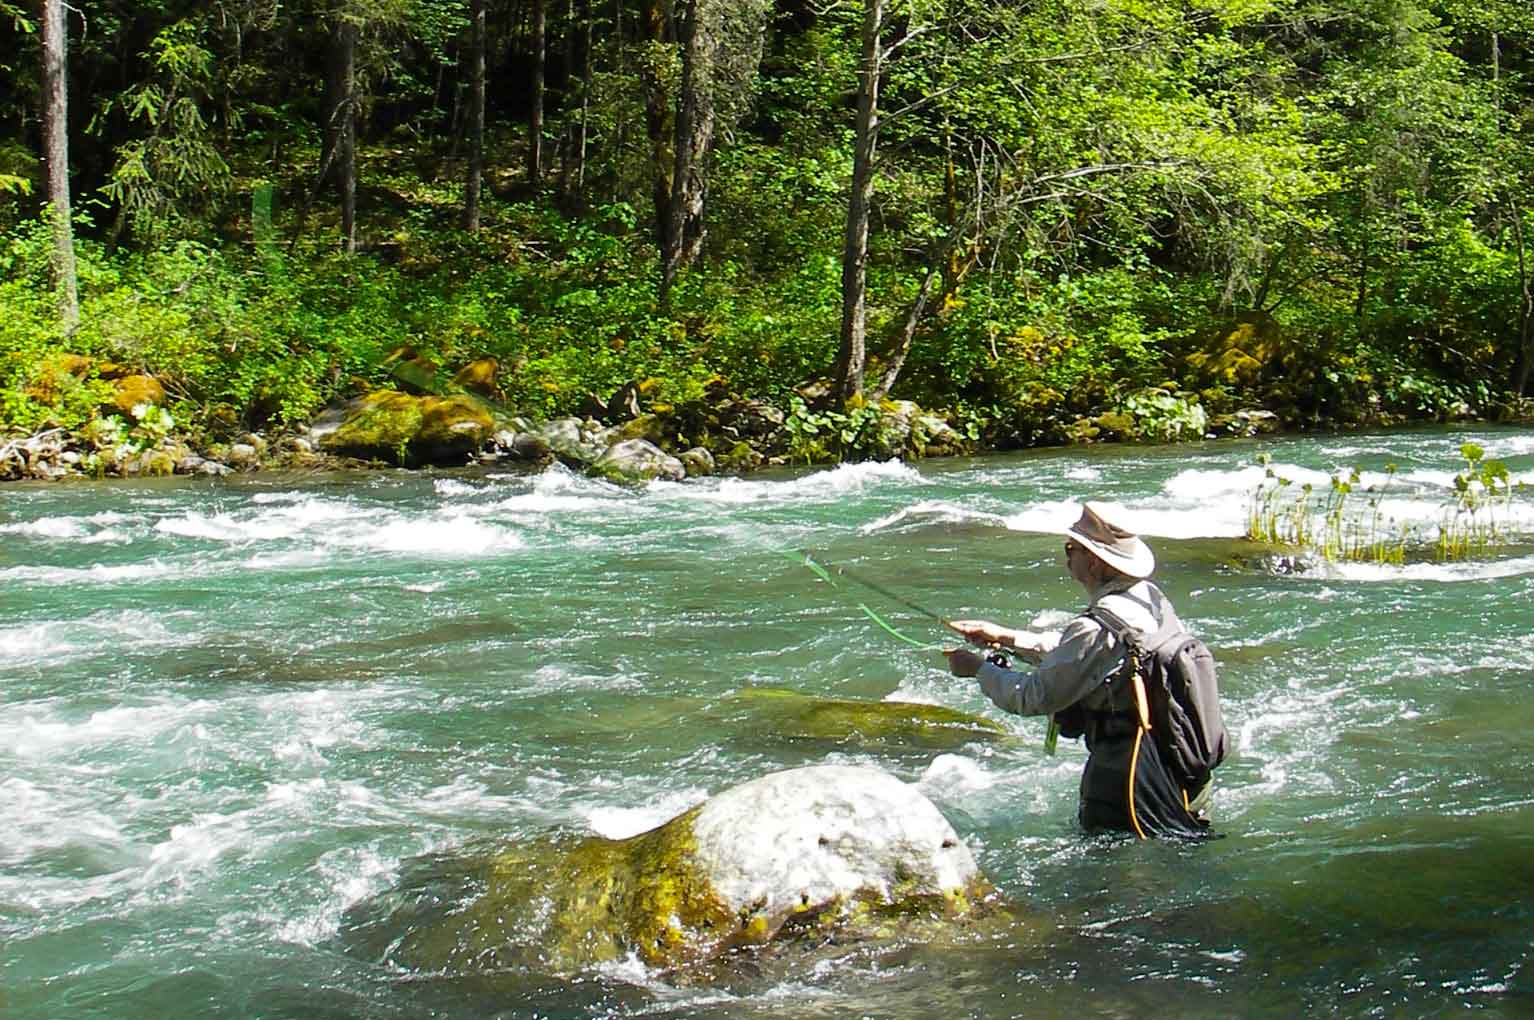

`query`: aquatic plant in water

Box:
[1437,444,1518,560]
[1246,444,1525,563]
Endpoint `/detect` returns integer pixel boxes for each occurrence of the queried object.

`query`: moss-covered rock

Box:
[341,765,997,978]
[316,389,495,465]
[416,394,496,460]
[1207,408,1281,437]
[1184,314,1285,387]
[110,374,166,415]
[610,412,666,445]
[678,446,715,476]
[317,390,423,462]
[715,439,763,472]
[451,357,500,398]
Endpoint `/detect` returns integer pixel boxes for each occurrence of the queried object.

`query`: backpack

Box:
[1085,601,1228,794]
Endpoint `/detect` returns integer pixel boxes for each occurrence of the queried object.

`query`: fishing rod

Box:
[788,549,946,650]
[789,547,1060,755]
[795,549,949,626]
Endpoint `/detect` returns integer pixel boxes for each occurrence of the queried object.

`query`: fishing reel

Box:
[985,647,1012,669]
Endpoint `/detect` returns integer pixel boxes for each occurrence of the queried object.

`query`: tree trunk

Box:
[833,0,882,402]
[529,0,546,186]
[1513,208,1533,396]
[611,0,628,205]
[870,263,940,402]
[641,0,674,252]
[333,18,358,254]
[659,0,717,303]
[576,0,592,193]
[464,0,486,230]
[558,0,578,195]
[40,0,78,332]
[557,0,594,200]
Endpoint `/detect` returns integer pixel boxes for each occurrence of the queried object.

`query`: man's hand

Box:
[946,618,1015,648]
[944,646,986,677]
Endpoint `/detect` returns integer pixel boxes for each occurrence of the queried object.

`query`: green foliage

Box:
[1113,387,1208,443]
[87,403,176,456]
[783,396,895,464]
[1,1,33,32]
[95,20,232,241]
[3,0,1534,461]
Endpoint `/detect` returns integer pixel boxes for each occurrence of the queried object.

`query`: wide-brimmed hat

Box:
[1064,501,1155,578]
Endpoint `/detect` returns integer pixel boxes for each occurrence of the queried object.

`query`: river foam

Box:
[0,610,186,666]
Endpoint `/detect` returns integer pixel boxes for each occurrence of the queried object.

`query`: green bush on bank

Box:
[0,192,1516,455]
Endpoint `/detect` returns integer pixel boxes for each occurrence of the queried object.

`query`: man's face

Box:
[1064,540,1098,588]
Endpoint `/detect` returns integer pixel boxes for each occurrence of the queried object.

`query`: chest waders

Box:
[1077,638,1212,840]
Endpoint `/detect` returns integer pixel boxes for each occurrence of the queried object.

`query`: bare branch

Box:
[882,82,964,124]
[1029,161,1183,186]
[881,24,934,62]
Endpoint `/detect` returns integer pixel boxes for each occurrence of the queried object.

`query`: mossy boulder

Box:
[317,390,422,461]
[451,357,500,398]
[715,439,763,472]
[316,389,495,465]
[723,688,1010,750]
[610,412,667,445]
[678,446,715,476]
[341,765,994,977]
[1207,408,1281,437]
[109,374,167,416]
[592,438,686,483]
[416,394,497,460]
[1184,312,1297,390]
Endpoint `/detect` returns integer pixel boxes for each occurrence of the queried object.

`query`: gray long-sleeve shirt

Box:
[976,577,1179,718]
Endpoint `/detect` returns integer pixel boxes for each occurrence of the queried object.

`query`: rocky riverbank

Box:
[0,366,982,483]
[10,352,1528,485]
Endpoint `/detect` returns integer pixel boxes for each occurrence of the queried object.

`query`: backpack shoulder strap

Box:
[1083,603,1130,639]
[1084,583,1163,641]
[1081,603,1141,697]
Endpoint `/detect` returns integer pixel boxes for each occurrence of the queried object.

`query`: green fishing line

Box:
[787,545,1058,754]
[857,603,946,650]
[785,548,942,649]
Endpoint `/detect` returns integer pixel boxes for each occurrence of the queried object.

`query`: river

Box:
[4,426,1533,1018]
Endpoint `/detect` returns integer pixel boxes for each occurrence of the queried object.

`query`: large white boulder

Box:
[342,764,994,977]
[691,765,981,932]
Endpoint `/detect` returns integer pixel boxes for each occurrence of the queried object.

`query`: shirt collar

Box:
[1088,574,1141,604]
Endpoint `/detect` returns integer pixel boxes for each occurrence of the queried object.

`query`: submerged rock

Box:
[723,688,1010,749]
[341,765,995,977]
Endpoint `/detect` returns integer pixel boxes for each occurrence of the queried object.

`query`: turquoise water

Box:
[4,427,1533,1018]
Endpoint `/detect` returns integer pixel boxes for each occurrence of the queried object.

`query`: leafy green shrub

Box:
[783,395,894,463]
[1105,387,1209,442]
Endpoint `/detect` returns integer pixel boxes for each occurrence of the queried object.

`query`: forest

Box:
[2,0,1533,472]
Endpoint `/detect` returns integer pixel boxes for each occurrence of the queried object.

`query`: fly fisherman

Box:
[944,501,1223,838]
